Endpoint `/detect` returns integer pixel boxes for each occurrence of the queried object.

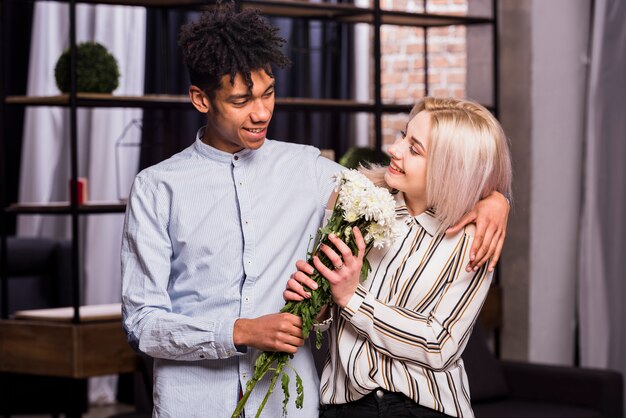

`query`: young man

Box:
[121,4,510,417]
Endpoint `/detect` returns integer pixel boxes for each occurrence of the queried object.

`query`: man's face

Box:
[203,69,275,153]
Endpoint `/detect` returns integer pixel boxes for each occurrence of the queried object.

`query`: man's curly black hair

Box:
[178,1,291,98]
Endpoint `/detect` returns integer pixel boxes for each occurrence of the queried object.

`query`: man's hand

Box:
[446,191,509,273]
[233,313,304,353]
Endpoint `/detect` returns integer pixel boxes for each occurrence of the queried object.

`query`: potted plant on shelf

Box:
[54,41,120,94]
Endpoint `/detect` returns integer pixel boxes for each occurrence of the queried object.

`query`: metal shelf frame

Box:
[4,93,418,113]
[0,0,499,325]
[22,0,495,28]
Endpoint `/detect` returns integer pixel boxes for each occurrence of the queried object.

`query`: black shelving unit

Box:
[0,4,499,416]
[1,0,499,320]
[0,3,500,415]
[0,0,7,321]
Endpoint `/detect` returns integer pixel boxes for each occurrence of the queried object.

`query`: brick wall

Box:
[380,0,468,147]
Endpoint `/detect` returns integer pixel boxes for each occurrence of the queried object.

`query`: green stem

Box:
[255,357,286,418]
[231,352,279,418]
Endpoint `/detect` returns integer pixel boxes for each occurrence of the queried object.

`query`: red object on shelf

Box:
[69,177,88,204]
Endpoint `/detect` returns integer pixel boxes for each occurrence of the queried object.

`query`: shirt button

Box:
[242,373,247,379]
[244,296,250,303]
[244,220,249,224]
[375,389,384,399]
[239,182,243,186]
[199,354,205,359]
[234,155,239,161]
[247,260,252,265]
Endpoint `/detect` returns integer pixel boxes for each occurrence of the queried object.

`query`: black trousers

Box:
[319,389,453,418]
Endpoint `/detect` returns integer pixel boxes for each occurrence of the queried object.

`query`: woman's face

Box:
[384,110,431,215]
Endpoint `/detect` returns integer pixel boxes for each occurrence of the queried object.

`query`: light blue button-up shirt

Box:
[121,128,341,417]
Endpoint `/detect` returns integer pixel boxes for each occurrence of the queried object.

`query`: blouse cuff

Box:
[313,310,334,332]
[341,285,368,320]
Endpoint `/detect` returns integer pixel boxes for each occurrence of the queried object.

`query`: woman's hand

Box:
[283,260,318,302]
[283,260,333,324]
[313,227,366,308]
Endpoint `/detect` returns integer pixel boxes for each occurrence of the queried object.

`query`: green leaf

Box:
[361,258,372,281]
[254,352,268,369]
[316,329,323,350]
[281,372,290,415]
[295,373,304,409]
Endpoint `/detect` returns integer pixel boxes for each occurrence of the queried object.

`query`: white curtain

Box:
[579,0,626,410]
[18,2,146,404]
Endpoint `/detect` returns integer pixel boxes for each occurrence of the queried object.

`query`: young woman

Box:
[285,97,512,418]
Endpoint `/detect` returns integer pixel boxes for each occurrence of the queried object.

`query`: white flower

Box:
[334,169,399,249]
[366,221,401,249]
[344,226,352,241]
[343,209,360,223]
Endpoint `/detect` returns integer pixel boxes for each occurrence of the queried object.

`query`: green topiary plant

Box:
[339,146,390,169]
[54,41,120,93]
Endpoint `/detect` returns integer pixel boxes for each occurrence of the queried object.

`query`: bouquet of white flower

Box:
[231,169,399,418]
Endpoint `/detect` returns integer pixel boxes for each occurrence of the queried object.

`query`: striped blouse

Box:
[319,193,492,418]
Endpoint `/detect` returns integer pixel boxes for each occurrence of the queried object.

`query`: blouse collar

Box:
[394,192,441,236]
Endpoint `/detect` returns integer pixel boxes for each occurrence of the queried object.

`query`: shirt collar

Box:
[394,192,441,236]
[193,126,257,163]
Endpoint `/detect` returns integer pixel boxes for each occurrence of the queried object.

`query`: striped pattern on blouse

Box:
[319,193,492,418]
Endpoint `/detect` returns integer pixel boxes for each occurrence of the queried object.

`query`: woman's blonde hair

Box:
[363,97,512,232]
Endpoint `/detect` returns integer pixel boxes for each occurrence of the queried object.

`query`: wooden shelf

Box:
[5,94,416,113]
[6,93,190,109]
[0,304,138,378]
[0,319,138,378]
[29,0,493,27]
[344,10,493,27]
[6,201,127,215]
